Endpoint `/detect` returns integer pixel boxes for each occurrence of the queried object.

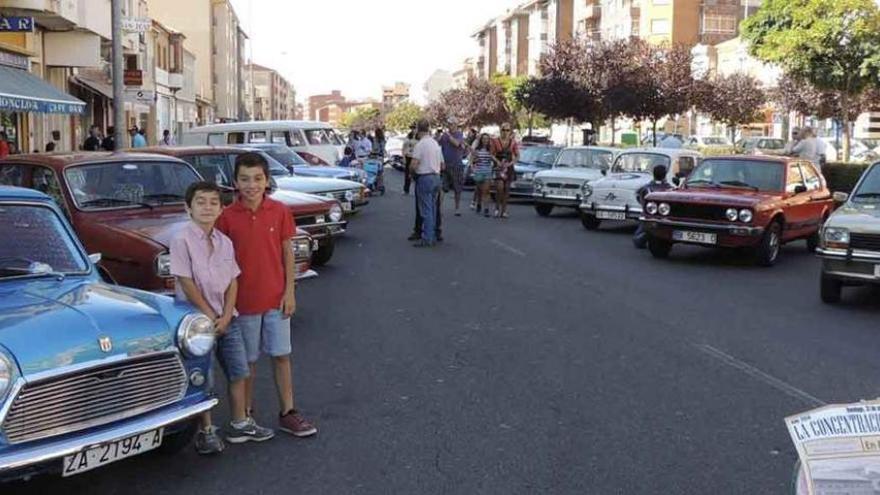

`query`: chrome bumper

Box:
[299,221,347,239]
[817,248,880,262]
[0,398,217,473]
[581,203,642,220]
[641,218,765,236]
[533,194,581,206]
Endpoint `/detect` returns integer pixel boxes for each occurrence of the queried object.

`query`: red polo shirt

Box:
[217,196,295,315]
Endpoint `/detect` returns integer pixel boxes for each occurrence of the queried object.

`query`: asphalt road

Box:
[14,171,880,494]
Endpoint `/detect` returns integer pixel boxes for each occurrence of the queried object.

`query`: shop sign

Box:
[124,70,143,86]
[0,95,84,114]
[0,17,34,33]
[121,17,151,33]
[0,50,28,70]
[123,89,156,104]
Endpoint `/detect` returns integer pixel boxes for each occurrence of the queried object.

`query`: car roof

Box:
[1,151,188,170]
[187,120,332,132]
[701,155,792,164]
[560,146,618,152]
[616,148,701,157]
[0,185,53,202]
[137,145,248,155]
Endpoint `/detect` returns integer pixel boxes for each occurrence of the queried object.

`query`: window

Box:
[703,14,737,34]
[32,167,66,211]
[125,54,138,71]
[64,161,200,209]
[677,156,697,177]
[207,133,226,145]
[248,131,268,143]
[651,19,670,35]
[272,131,289,144]
[800,163,822,191]
[195,155,232,186]
[0,164,24,187]
[614,153,671,173]
[0,205,88,275]
[786,163,805,194]
[226,132,245,145]
[288,130,307,147]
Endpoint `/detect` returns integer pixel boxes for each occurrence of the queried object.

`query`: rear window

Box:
[0,204,88,274]
[227,133,245,145]
[613,153,671,173]
[304,129,335,145]
[248,131,268,143]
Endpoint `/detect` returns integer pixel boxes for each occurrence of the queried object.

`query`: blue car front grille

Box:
[2,353,187,444]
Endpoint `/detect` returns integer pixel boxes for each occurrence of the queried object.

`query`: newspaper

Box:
[787,401,880,495]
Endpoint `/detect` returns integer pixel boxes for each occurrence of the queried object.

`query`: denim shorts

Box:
[234,309,292,362]
[215,323,250,382]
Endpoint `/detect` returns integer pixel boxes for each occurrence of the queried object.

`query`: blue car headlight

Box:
[177,314,215,357]
[0,351,14,400]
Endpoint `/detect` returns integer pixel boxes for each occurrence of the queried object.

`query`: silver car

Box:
[579,148,701,230]
[816,161,880,303]
[532,147,617,217]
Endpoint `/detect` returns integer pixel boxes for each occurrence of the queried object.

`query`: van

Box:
[182,120,345,165]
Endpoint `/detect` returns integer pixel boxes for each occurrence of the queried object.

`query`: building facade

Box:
[247,63,292,121]
[382,82,410,110]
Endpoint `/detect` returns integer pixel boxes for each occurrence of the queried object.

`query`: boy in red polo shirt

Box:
[217,152,317,437]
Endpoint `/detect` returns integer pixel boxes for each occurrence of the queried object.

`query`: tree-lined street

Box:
[14,172,879,494]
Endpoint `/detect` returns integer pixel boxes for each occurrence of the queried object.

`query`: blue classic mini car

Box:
[0,186,217,481]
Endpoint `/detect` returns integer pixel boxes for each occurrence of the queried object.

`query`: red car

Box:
[0,152,317,292]
[140,146,346,266]
[641,156,833,266]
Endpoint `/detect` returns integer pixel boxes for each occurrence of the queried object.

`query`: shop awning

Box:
[70,73,113,100]
[0,65,85,114]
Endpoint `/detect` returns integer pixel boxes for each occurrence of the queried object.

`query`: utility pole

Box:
[111,0,125,150]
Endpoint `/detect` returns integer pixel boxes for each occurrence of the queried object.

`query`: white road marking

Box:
[491,239,526,257]
[694,344,826,407]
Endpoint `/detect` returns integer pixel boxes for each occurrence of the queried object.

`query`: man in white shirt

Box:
[791,127,821,166]
[410,119,444,247]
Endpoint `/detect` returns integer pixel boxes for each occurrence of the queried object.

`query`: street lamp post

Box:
[111,0,125,150]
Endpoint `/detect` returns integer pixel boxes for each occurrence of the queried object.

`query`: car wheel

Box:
[311,239,335,266]
[534,203,554,217]
[580,213,601,230]
[820,273,842,304]
[755,221,782,267]
[647,236,673,259]
[806,231,820,253]
[156,420,197,456]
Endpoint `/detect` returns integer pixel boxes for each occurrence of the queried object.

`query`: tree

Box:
[742,0,880,161]
[535,39,605,126]
[340,107,382,131]
[773,73,880,124]
[385,102,424,132]
[428,78,511,128]
[694,73,768,143]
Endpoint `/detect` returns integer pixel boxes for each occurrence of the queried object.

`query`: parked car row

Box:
[0,139,380,481]
[524,144,880,304]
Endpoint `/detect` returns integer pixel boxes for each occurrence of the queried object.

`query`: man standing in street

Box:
[102,127,116,151]
[439,118,467,216]
[84,126,102,151]
[130,126,147,148]
[410,119,444,248]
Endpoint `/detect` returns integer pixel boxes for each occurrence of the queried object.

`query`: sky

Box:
[229,0,514,104]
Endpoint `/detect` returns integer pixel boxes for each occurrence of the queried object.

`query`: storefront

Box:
[0,49,85,153]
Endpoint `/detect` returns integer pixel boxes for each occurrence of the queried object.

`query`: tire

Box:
[820,273,842,304]
[806,231,820,253]
[534,203,554,217]
[311,238,335,266]
[755,221,782,267]
[580,213,601,230]
[647,236,673,259]
[156,420,197,456]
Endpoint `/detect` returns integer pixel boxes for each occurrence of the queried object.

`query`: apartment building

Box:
[452,59,476,89]
[211,0,246,121]
[247,63,292,121]
[150,19,188,139]
[307,90,346,122]
[424,71,454,102]
[382,82,410,110]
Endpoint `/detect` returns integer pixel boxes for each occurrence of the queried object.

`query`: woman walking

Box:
[469,133,499,217]
[491,124,519,218]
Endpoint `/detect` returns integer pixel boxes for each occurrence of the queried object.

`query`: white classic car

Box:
[816,161,880,303]
[532,146,617,217]
[579,148,702,229]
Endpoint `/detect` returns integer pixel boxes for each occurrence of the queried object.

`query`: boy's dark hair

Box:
[653,164,668,181]
[185,181,222,207]
[234,152,270,181]
[344,146,353,155]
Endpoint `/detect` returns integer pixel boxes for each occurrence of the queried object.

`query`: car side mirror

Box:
[88,253,102,264]
[794,185,808,194]
[672,177,681,187]
[832,191,849,203]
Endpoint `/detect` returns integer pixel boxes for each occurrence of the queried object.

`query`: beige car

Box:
[816,162,880,303]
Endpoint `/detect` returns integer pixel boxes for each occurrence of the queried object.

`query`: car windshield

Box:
[759,139,785,150]
[263,146,308,167]
[520,147,562,168]
[64,161,200,209]
[0,204,88,277]
[304,129,336,146]
[555,149,613,170]
[702,137,730,146]
[256,152,294,177]
[613,153,671,173]
[687,159,784,192]
[852,164,880,202]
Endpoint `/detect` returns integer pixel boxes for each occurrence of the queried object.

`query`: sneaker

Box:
[469,202,476,210]
[436,234,444,242]
[502,212,510,219]
[454,211,461,217]
[407,233,420,241]
[279,410,318,437]
[195,426,225,455]
[494,210,500,218]
[225,417,275,444]
[484,209,491,217]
